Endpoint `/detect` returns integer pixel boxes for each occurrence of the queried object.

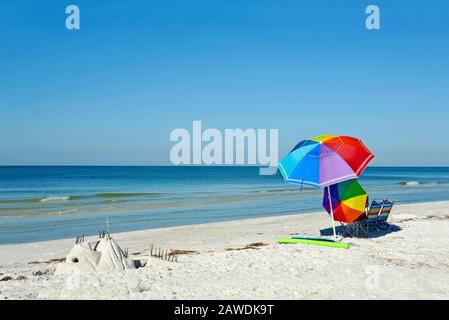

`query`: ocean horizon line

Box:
[1,164,449,168]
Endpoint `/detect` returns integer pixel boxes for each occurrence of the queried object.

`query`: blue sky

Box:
[1,0,448,166]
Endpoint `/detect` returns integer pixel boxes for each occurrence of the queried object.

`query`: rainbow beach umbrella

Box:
[278,135,374,237]
[323,179,368,223]
[278,135,374,188]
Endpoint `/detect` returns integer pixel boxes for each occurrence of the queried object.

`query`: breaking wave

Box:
[39,196,71,202]
[48,209,79,215]
[0,192,167,205]
[398,181,420,186]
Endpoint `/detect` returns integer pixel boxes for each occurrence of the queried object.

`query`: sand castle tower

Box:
[55,232,136,275]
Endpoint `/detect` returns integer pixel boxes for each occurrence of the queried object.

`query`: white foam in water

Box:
[404,181,420,186]
[48,209,78,215]
[39,196,71,202]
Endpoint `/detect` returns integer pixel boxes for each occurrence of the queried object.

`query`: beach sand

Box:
[1,200,449,299]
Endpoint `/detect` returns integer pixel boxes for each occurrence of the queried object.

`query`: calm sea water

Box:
[1,166,449,244]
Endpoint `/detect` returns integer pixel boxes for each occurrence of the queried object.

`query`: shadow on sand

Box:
[320,224,402,239]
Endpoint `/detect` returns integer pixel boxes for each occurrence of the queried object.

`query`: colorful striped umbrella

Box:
[278,134,374,237]
[278,135,374,188]
[323,179,368,223]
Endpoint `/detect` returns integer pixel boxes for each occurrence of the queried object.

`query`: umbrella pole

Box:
[327,186,337,238]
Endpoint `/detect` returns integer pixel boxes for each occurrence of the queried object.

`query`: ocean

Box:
[1,166,449,244]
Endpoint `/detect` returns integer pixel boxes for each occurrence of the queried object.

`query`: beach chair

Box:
[342,220,363,238]
[362,199,384,235]
[377,200,394,229]
[340,198,370,238]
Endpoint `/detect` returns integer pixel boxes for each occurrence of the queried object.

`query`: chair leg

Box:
[360,222,366,237]
[342,223,353,238]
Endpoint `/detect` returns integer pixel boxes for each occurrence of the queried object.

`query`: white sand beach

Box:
[1,200,449,300]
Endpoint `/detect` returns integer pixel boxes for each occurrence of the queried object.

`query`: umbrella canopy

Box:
[278,135,374,188]
[323,179,368,223]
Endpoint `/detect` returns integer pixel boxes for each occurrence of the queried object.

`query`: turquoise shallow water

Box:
[1,166,449,244]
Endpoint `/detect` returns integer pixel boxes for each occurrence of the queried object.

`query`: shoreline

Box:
[0,199,448,266]
[1,200,449,299]
[0,207,328,267]
[1,196,447,246]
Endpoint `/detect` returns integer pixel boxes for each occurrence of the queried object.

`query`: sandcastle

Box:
[55,232,137,275]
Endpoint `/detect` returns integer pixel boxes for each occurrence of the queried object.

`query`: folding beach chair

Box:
[362,199,384,235]
[340,198,370,238]
[377,200,394,229]
[342,219,364,238]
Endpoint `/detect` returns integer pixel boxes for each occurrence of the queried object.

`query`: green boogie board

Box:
[291,235,336,242]
[277,238,349,249]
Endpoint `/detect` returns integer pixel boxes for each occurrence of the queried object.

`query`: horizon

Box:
[2,164,449,168]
